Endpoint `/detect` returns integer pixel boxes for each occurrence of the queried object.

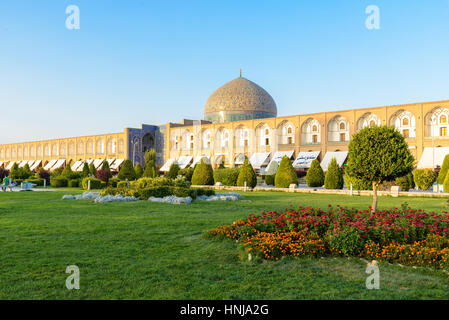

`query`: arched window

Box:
[339,122,345,130]
[402,118,409,126]
[441,115,447,124]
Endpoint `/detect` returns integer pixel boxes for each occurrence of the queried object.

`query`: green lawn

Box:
[1,190,449,299]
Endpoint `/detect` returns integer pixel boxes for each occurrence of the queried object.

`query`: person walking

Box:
[2,176,10,192]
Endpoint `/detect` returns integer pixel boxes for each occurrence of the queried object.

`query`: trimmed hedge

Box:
[324,157,343,190]
[395,173,414,192]
[50,176,68,188]
[236,160,257,188]
[213,168,240,186]
[68,179,80,188]
[264,174,275,186]
[138,186,215,200]
[81,177,104,190]
[191,159,214,185]
[305,159,324,187]
[413,169,437,191]
[275,156,298,188]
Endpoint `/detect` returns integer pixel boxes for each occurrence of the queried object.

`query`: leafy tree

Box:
[437,154,449,184]
[101,160,110,172]
[144,149,157,164]
[191,159,214,185]
[61,165,73,178]
[22,164,33,179]
[236,160,257,188]
[178,167,194,182]
[324,157,344,189]
[81,162,90,178]
[135,163,144,179]
[89,163,97,177]
[275,156,298,188]
[9,163,20,179]
[443,172,449,193]
[346,126,414,213]
[167,162,180,179]
[143,160,158,178]
[117,159,137,181]
[306,159,324,187]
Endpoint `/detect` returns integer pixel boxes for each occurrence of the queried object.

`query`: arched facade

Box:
[277,120,295,145]
[328,115,349,142]
[301,118,321,145]
[390,110,416,138]
[424,107,449,137]
[357,112,381,130]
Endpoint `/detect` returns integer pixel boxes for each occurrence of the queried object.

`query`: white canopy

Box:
[265,150,294,170]
[160,158,175,172]
[110,159,124,170]
[417,147,449,169]
[71,160,83,171]
[18,160,28,168]
[27,160,35,167]
[177,156,193,169]
[43,160,57,171]
[30,160,41,171]
[0,161,3,167]
[234,153,246,165]
[293,151,321,168]
[51,159,66,171]
[93,159,104,169]
[107,158,115,166]
[320,151,348,171]
[191,156,210,167]
[249,152,271,169]
[5,162,15,170]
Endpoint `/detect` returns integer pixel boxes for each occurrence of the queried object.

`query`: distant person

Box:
[8,179,16,192]
[2,176,10,192]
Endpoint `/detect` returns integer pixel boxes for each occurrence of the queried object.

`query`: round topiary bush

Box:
[167,162,180,180]
[324,157,343,189]
[306,159,324,187]
[438,155,449,184]
[236,160,257,188]
[264,174,275,186]
[117,160,137,181]
[68,179,80,188]
[275,156,298,188]
[213,168,240,186]
[413,169,436,191]
[50,176,68,188]
[191,159,214,185]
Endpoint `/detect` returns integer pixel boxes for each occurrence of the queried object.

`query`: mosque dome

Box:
[204,75,277,123]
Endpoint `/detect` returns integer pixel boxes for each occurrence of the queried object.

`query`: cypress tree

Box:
[306,159,325,187]
[22,163,33,179]
[275,156,298,188]
[101,160,110,172]
[135,163,144,179]
[236,159,257,188]
[9,163,20,179]
[324,157,344,189]
[143,160,158,178]
[117,160,137,181]
[438,154,449,184]
[89,163,97,176]
[62,164,73,179]
[81,162,90,178]
[167,162,180,179]
[191,159,214,185]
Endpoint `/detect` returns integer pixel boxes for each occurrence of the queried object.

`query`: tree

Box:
[306,159,324,187]
[89,163,97,177]
[143,160,158,178]
[346,126,414,213]
[135,163,143,179]
[324,157,344,189]
[275,156,298,188]
[144,149,157,164]
[101,160,110,172]
[22,163,33,179]
[191,159,214,185]
[236,160,257,188]
[167,162,180,179]
[61,165,73,179]
[437,154,449,184]
[81,162,90,178]
[9,163,20,179]
[117,159,137,181]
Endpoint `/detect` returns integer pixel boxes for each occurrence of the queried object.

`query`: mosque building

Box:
[1,72,449,174]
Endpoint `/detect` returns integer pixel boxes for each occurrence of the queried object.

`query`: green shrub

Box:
[195,188,216,197]
[109,177,119,187]
[236,160,257,188]
[324,158,343,189]
[117,160,137,181]
[61,165,73,178]
[264,174,275,186]
[9,163,20,179]
[213,168,240,186]
[50,176,68,188]
[101,160,110,172]
[167,162,180,179]
[138,186,173,200]
[443,173,449,193]
[89,163,97,176]
[135,163,143,179]
[21,164,33,179]
[328,227,363,256]
[117,181,130,189]
[143,160,158,178]
[178,167,194,182]
[68,179,80,188]
[413,169,436,191]
[191,159,214,185]
[81,162,90,177]
[275,156,298,188]
[344,174,373,190]
[81,177,103,190]
[305,159,324,187]
[438,155,449,184]
[395,173,414,192]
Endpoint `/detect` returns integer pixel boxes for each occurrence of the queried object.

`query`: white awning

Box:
[110,159,124,170]
[0,161,3,167]
[43,160,57,171]
[51,159,66,171]
[160,158,175,172]
[18,160,28,168]
[417,147,449,169]
[6,162,15,170]
[27,160,35,167]
[249,152,271,169]
[191,156,210,167]
[30,160,41,171]
[93,159,104,169]
[177,156,193,169]
[107,158,115,166]
[71,160,83,171]
[234,153,247,165]
[320,151,348,171]
[293,151,321,169]
[265,150,294,170]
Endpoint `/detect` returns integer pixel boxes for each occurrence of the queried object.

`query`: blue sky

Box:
[1,0,449,144]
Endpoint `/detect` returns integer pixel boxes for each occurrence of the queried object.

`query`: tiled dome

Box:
[204,77,277,123]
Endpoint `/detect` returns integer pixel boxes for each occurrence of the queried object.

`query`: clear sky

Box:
[1,0,449,144]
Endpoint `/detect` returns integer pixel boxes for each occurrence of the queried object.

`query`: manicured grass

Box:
[1,190,449,299]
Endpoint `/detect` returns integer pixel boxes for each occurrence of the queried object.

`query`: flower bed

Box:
[203,205,449,268]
